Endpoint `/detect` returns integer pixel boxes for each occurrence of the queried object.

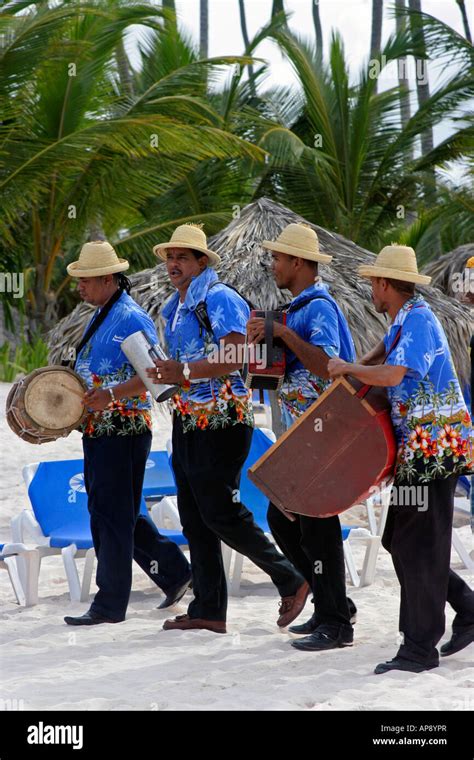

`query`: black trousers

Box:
[267,505,352,628]
[83,431,190,621]
[383,474,474,665]
[171,419,305,621]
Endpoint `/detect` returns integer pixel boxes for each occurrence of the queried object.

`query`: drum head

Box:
[24,368,86,431]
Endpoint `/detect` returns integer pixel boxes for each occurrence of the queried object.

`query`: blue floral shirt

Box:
[162,267,254,432]
[280,281,356,429]
[384,294,472,483]
[75,291,157,437]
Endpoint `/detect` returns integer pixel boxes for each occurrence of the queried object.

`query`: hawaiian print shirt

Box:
[384,294,472,483]
[280,281,356,429]
[162,267,254,433]
[75,291,157,437]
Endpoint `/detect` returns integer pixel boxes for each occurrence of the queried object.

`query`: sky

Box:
[128,1,474,183]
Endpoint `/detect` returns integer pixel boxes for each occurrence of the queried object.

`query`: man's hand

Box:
[146,359,184,385]
[247,317,287,345]
[327,358,351,379]
[84,388,113,412]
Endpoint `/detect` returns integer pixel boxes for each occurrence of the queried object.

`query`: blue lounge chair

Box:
[11,459,188,603]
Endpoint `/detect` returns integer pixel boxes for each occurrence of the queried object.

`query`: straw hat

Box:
[358,244,431,285]
[262,223,333,265]
[67,241,129,278]
[153,224,221,267]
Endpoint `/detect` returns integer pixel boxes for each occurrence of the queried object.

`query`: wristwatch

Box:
[182,362,191,381]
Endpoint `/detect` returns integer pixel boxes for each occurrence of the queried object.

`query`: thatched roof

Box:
[422,243,474,300]
[48,198,472,386]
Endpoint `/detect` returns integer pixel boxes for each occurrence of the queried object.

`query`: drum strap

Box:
[356,326,403,400]
[62,288,123,369]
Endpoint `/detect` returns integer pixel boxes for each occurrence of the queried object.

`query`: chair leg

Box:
[80,549,96,602]
[3,557,26,606]
[343,542,360,587]
[20,551,40,606]
[229,552,244,597]
[62,544,81,601]
[357,536,381,587]
[221,542,232,583]
[452,530,474,571]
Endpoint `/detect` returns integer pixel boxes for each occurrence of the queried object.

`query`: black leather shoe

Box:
[374,656,438,675]
[158,575,192,610]
[64,610,122,626]
[289,605,357,634]
[289,612,319,635]
[440,624,474,657]
[291,625,353,651]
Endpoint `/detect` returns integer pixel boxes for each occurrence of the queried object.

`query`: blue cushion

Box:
[143,451,177,499]
[28,459,150,548]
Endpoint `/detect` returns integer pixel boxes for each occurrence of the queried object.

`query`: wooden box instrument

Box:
[243,310,286,391]
[248,376,397,519]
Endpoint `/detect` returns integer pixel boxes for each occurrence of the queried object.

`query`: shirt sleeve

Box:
[125,311,158,346]
[385,312,436,380]
[206,287,250,341]
[304,299,340,356]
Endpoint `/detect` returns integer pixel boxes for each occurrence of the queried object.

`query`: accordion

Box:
[243,310,286,391]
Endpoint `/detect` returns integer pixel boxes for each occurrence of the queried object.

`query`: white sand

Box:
[1,381,473,711]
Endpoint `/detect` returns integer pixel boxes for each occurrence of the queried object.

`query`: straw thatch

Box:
[48,198,471,386]
[422,243,474,300]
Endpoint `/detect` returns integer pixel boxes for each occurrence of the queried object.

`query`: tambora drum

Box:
[6,366,87,444]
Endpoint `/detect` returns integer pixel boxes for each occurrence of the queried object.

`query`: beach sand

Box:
[1,381,473,711]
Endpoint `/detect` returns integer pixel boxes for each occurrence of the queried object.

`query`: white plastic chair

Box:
[11,463,95,603]
[0,543,40,607]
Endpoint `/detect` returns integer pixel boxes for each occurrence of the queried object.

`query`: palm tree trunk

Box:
[395,0,411,135]
[408,0,433,157]
[237,0,256,96]
[456,0,472,43]
[370,0,383,93]
[312,0,323,59]
[272,0,285,17]
[115,38,134,98]
[200,0,209,58]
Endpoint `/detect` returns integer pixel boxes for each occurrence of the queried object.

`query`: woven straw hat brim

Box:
[67,260,129,278]
[262,240,333,265]
[153,242,221,267]
[358,264,431,285]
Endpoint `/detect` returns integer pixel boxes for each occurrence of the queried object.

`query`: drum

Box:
[243,310,286,391]
[248,376,397,519]
[121,330,179,403]
[5,366,87,444]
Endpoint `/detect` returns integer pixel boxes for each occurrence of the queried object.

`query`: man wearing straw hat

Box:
[146,224,309,634]
[328,244,474,673]
[247,223,358,652]
[63,241,191,626]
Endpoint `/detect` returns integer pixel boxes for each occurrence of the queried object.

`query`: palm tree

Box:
[312,0,323,59]
[455,0,472,43]
[237,0,256,94]
[200,0,209,58]
[407,1,434,169]
[254,26,473,249]
[394,0,412,133]
[0,1,264,329]
[370,0,384,94]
